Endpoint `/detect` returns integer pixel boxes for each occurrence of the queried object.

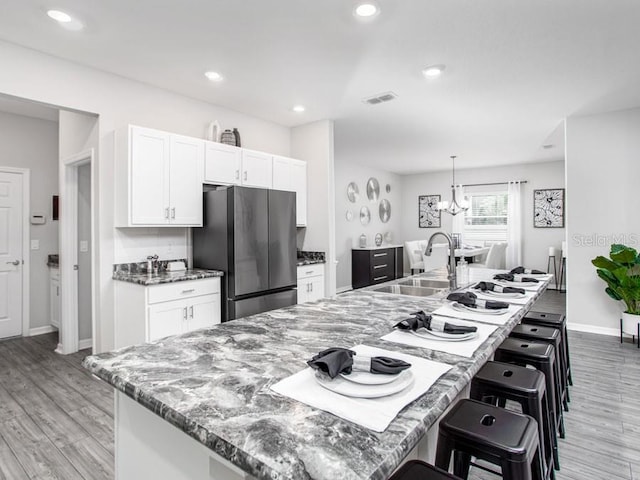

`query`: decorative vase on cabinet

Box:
[220,129,236,146]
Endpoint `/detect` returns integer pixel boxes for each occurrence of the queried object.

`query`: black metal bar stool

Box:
[470,361,556,480]
[522,311,573,387]
[435,399,544,480]
[510,324,569,412]
[494,338,564,469]
[388,460,461,479]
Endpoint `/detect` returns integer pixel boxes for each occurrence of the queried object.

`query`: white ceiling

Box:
[2,1,640,173]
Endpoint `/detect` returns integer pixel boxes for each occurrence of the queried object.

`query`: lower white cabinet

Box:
[115,277,221,348]
[49,266,60,329]
[297,264,325,304]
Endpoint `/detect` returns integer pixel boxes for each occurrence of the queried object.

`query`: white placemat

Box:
[433,302,521,325]
[270,344,452,432]
[381,319,497,358]
[470,288,537,306]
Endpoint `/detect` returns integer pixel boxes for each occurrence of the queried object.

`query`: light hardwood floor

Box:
[0,291,637,479]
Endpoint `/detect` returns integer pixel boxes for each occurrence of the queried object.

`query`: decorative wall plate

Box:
[386,184,391,193]
[360,206,371,225]
[345,210,354,221]
[347,182,360,203]
[379,199,391,223]
[366,178,380,202]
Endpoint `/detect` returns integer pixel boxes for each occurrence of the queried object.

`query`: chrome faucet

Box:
[425,231,457,289]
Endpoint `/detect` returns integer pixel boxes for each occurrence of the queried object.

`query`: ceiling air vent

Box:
[363,91,398,105]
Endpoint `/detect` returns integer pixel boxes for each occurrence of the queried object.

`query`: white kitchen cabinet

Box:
[272,155,307,226]
[241,149,272,188]
[115,277,221,348]
[297,264,325,304]
[49,266,60,329]
[116,125,204,227]
[204,142,242,185]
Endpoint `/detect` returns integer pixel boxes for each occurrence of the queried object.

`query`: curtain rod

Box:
[452,180,528,188]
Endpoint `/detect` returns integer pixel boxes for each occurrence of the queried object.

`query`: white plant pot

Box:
[621,311,640,336]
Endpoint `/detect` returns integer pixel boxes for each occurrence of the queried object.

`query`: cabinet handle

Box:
[306,283,310,293]
[374,275,388,281]
[243,171,247,182]
[235,170,240,180]
[189,306,194,319]
[373,264,388,269]
[373,253,388,257]
[171,207,176,219]
[183,307,188,320]
[165,207,170,219]
[56,286,59,296]
[181,288,195,294]
[310,283,313,292]
[306,270,314,275]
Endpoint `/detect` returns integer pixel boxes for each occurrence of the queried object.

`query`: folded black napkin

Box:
[307,347,411,379]
[510,266,546,275]
[493,273,539,283]
[447,291,509,310]
[474,281,525,295]
[394,310,477,335]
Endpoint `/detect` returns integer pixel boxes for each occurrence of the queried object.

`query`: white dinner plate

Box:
[514,273,550,278]
[339,370,400,385]
[451,302,508,315]
[315,370,414,398]
[410,329,478,342]
[493,280,539,290]
[477,290,527,299]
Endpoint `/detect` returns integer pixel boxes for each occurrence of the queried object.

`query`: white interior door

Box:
[0,172,23,338]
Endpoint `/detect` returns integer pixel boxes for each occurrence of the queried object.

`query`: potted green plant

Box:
[592,244,640,336]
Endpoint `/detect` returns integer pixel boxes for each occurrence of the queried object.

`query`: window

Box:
[462,191,508,245]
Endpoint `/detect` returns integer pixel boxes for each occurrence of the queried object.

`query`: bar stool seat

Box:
[511,324,569,412]
[522,311,572,387]
[471,361,556,479]
[388,460,460,479]
[435,399,544,480]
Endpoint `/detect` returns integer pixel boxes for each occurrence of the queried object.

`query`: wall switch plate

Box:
[31,239,40,250]
[79,240,89,252]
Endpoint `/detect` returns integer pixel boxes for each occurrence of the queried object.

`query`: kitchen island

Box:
[83,269,549,480]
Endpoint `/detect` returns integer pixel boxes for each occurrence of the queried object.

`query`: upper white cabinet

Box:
[273,155,307,226]
[241,149,273,188]
[116,125,204,227]
[204,143,272,189]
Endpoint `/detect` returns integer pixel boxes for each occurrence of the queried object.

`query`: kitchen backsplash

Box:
[113,258,188,275]
[297,250,326,262]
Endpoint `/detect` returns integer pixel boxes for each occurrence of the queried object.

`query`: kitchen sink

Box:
[371,285,445,297]
[397,279,451,289]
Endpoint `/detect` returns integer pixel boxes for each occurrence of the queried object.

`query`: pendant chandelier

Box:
[437,155,469,216]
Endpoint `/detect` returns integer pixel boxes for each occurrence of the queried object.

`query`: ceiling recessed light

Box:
[47,9,72,23]
[292,105,306,113]
[422,64,446,78]
[204,71,224,82]
[353,2,380,18]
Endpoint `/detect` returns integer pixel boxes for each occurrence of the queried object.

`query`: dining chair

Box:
[468,242,507,269]
[404,240,426,274]
[422,244,448,271]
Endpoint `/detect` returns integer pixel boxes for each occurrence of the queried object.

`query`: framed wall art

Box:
[419,195,441,228]
[533,188,565,228]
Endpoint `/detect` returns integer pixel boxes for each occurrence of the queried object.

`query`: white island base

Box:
[114,387,468,480]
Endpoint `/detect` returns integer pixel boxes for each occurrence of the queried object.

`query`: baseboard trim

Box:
[336,286,352,294]
[29,325,58,336]
[78,338,93,350]
[566,322,619,337]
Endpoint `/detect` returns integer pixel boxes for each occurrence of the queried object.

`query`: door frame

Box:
[58,148,95,355]
[0,166,30,338]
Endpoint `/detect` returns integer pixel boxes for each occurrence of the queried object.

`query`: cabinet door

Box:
[204,142,242,185]
[308,276,325,302]
[290,160,307,226]
[241,150,272,188]
[169,135,204,226]
[130,126,171,225]
[272,156,292,191]
[296,280,309,304]
[50,277,60,328]
[186,294,220,332]
[148,300,188,342]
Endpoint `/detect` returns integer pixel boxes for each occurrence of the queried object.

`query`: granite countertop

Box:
[84,269,548,480]
[297,258,325,266]
[352,244,403,250]
[112,268,224,285]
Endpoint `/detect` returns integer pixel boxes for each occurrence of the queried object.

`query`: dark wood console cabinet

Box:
[351,246,404,289]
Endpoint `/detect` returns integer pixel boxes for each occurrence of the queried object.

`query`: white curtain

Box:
[451,184,466,239]
[506,181,523,268]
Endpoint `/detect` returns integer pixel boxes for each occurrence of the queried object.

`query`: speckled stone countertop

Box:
[297,250,326,266]
[112,268,224,285]
[84,269,548,480]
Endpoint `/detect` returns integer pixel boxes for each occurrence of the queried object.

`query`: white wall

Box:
[565,108,640,335]
[0,40,290,352]
[400,161,566,273]
[291,120,336,296]
[333,160,403,291]
[0,110,58,331]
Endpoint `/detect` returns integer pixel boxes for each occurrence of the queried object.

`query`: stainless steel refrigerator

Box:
[193,186,297,321]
